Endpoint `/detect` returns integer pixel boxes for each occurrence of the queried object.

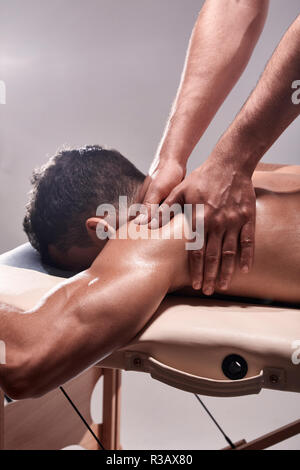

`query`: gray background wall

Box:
[0,0,299,449]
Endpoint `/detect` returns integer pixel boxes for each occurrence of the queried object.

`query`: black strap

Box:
[60,386,106,450]
[194,394,235,449]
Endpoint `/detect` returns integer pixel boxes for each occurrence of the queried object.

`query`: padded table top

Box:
[0,243,74,278]
[1,243,299,397]
[0,243,298,309]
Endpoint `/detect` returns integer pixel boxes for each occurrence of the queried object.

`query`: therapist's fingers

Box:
[149,187,184,228]
[136,175,151,204]
[134,183,164,225]
[218,230,238,291]
[240,220,255,273]
[188,207,206,290]
[202,231,223,296]
[189,246,205,291]
[135,164,185,225]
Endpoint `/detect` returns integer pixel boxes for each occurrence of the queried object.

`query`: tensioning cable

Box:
[194,394,235,449]
[60,386,106,450]
[60,388,233,450]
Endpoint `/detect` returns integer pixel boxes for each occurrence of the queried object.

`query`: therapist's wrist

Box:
[150,152,186,176]
[158,150,188,169]
[156,135,193,168]
[211,130,264,178]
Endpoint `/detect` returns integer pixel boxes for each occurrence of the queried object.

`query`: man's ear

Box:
[85,217,116,245]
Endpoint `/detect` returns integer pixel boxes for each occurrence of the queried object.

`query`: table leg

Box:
[0,390,4,450]
[102,369,122,450]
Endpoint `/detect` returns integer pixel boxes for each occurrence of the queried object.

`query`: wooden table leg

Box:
[0,390,4,450]
[102,369,122,450]
[234,419,300,450]
[222,419,300,450]
[222,439,246,450]
[115,370,122,450]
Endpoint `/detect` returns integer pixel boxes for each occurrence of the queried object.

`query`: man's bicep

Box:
[81,221,191,347]
[17,260,171,396]
[83,250,172,349]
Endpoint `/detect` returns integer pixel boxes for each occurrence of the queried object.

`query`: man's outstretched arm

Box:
[0,221,189,399]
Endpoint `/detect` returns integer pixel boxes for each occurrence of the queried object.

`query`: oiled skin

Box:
[0,166,299,399]
[205,167,300,303]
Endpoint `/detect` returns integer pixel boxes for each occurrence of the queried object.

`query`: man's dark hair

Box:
[23,145,145,263]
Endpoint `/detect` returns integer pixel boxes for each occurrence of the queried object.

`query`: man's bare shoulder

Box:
[90,215,191,285]
[253,165,300,193]
[255,162,300,174]
[255,162,288,172]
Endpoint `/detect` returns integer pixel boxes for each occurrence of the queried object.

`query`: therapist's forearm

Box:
[210,14,300,176]
[156,0,269,166]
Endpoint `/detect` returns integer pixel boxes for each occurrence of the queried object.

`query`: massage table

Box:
[0,243,299,450]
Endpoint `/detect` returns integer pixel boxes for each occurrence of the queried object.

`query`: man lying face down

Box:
[23,144,300,303]
[23,145,146,271]
[0,145,300,400]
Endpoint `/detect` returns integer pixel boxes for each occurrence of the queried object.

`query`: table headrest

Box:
[0,243,74,278]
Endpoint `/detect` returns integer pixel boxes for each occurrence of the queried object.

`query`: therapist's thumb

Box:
[134,181,165,225]
[148,186,183,228]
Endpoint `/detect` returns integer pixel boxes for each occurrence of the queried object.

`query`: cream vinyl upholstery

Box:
[0,244,299,398]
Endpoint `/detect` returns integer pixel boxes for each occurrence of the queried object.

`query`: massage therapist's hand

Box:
[153,158,256,296]
[135,159,186,224]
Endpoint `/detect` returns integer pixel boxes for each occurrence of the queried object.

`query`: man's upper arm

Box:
[22,223,187,396]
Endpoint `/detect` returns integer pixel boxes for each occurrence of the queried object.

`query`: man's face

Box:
[48,241,105,272]
[48,211,124,271]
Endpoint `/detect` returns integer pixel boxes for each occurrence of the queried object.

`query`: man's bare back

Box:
[211,166,300,303]
[92,163,300,304]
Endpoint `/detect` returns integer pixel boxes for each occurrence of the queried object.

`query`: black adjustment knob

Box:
[222,354,248,380]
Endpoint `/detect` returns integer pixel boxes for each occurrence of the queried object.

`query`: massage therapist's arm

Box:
[0,222,189,399]
[138,0,269,293]
[138,0,269,210]
[211,14,300,175]
[187,12,300,290]
[145,13,300,296]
